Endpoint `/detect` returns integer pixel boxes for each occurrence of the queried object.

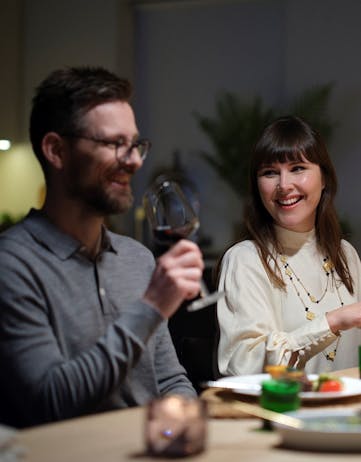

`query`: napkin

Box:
[201,388,259,418]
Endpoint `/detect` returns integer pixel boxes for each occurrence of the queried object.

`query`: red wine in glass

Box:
[153,221,199,247]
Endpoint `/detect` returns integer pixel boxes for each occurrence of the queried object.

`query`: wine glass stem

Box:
[199,279,210,298]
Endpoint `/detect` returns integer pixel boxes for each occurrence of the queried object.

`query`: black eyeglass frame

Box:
[61,133,151,163]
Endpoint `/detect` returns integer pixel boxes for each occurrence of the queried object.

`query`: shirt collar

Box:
[23,209,117,260]
[274,224,316,252]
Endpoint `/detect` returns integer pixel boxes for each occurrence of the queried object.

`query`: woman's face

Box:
[257,156,325,232]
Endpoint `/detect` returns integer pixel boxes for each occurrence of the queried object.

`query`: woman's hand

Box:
[326,302,361,334]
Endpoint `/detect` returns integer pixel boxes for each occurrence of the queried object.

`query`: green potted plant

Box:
[194,83,336,199]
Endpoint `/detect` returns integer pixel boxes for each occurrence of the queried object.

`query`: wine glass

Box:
[143,176,225,311]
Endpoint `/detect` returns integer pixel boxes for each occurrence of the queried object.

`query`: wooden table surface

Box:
[17,367,361,462]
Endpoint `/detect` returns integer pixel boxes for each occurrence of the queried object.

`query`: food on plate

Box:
[264,365,288,379]
[265,366,344,393]
[318,380,343,392]
[312,373,343,392]
[265,365,313,391]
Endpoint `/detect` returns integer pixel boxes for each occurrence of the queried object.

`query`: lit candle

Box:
[145,395,207,457]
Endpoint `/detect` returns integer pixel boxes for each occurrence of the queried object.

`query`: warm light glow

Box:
[0,142,45,216]
[0,139,11,151]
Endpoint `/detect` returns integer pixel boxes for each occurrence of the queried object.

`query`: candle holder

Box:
[145,395,207,457]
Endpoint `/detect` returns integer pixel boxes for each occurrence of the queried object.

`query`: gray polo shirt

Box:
[0,209,195,428]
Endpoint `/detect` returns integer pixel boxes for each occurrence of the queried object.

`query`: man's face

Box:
[63,101,143,215]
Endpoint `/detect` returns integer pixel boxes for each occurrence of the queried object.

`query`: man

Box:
[0,66,204,428]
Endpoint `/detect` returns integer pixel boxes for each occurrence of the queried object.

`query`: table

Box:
[18,367,361,462]
[333,367,358,379]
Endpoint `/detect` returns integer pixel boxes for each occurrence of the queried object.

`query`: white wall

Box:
[133,0,286,252]
[1,0,361,253]
[285,0,361,252]
[133,0,361,253]
[0,0,134,226]
[0,0,22,142]
[0,144,44,216]
[21,0,133,139]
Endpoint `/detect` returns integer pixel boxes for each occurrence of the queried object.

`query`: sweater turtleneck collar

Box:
[275,225,316,252]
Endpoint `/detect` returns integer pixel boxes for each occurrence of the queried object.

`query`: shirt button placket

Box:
[99,287,106,297]
[95,258,111,315]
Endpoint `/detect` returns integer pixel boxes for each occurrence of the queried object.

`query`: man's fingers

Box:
[164,239,202,257]
[158,240,204,270]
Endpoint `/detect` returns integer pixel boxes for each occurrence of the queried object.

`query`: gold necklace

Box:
[280,254,343,362]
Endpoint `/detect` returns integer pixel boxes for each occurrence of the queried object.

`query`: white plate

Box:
[214,373,361,401]
[273,409,361,451]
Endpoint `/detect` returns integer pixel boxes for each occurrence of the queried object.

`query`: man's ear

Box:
[41,132,67,170]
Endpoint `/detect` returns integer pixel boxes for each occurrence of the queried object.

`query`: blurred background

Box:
[1,0,361,258]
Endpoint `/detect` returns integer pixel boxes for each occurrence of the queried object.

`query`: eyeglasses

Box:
[62,134,151,163]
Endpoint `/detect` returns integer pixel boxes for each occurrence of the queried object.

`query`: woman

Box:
[217,115,361,376]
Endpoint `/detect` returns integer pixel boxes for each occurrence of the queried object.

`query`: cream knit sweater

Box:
[217,226,361,376]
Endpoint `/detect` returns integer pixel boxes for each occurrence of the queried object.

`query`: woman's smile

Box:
[276,194,303,208]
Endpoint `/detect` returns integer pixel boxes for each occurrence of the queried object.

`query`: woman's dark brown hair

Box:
[242,115,353,293]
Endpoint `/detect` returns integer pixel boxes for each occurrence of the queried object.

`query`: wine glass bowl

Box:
[143,178,200,247]
[143,176,225,311]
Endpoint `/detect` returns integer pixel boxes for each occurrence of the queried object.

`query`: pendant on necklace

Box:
[323,260,334,273]
[306,311,316,321]
[326,351,336,361]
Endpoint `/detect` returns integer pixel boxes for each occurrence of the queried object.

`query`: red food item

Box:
[319,380,343,392]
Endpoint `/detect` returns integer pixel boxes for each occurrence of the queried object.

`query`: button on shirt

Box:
[99,287,106,297]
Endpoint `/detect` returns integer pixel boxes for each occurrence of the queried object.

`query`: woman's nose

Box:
[278,171,292,191]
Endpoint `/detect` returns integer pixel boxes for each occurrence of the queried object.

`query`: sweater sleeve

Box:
[216,242,338,376]
[153,322,196,397]
[341,239,361,300]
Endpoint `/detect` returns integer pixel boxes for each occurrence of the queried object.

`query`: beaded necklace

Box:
[280,254,343,362]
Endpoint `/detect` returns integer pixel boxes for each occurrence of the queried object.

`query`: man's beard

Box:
[67,175,134,215]
[77,184,134,215]
[64,150,137,215]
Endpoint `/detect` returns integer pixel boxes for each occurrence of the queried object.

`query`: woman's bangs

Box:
[257,145,305,168]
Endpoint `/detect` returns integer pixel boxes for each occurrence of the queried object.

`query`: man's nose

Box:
[121,148,143,169]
